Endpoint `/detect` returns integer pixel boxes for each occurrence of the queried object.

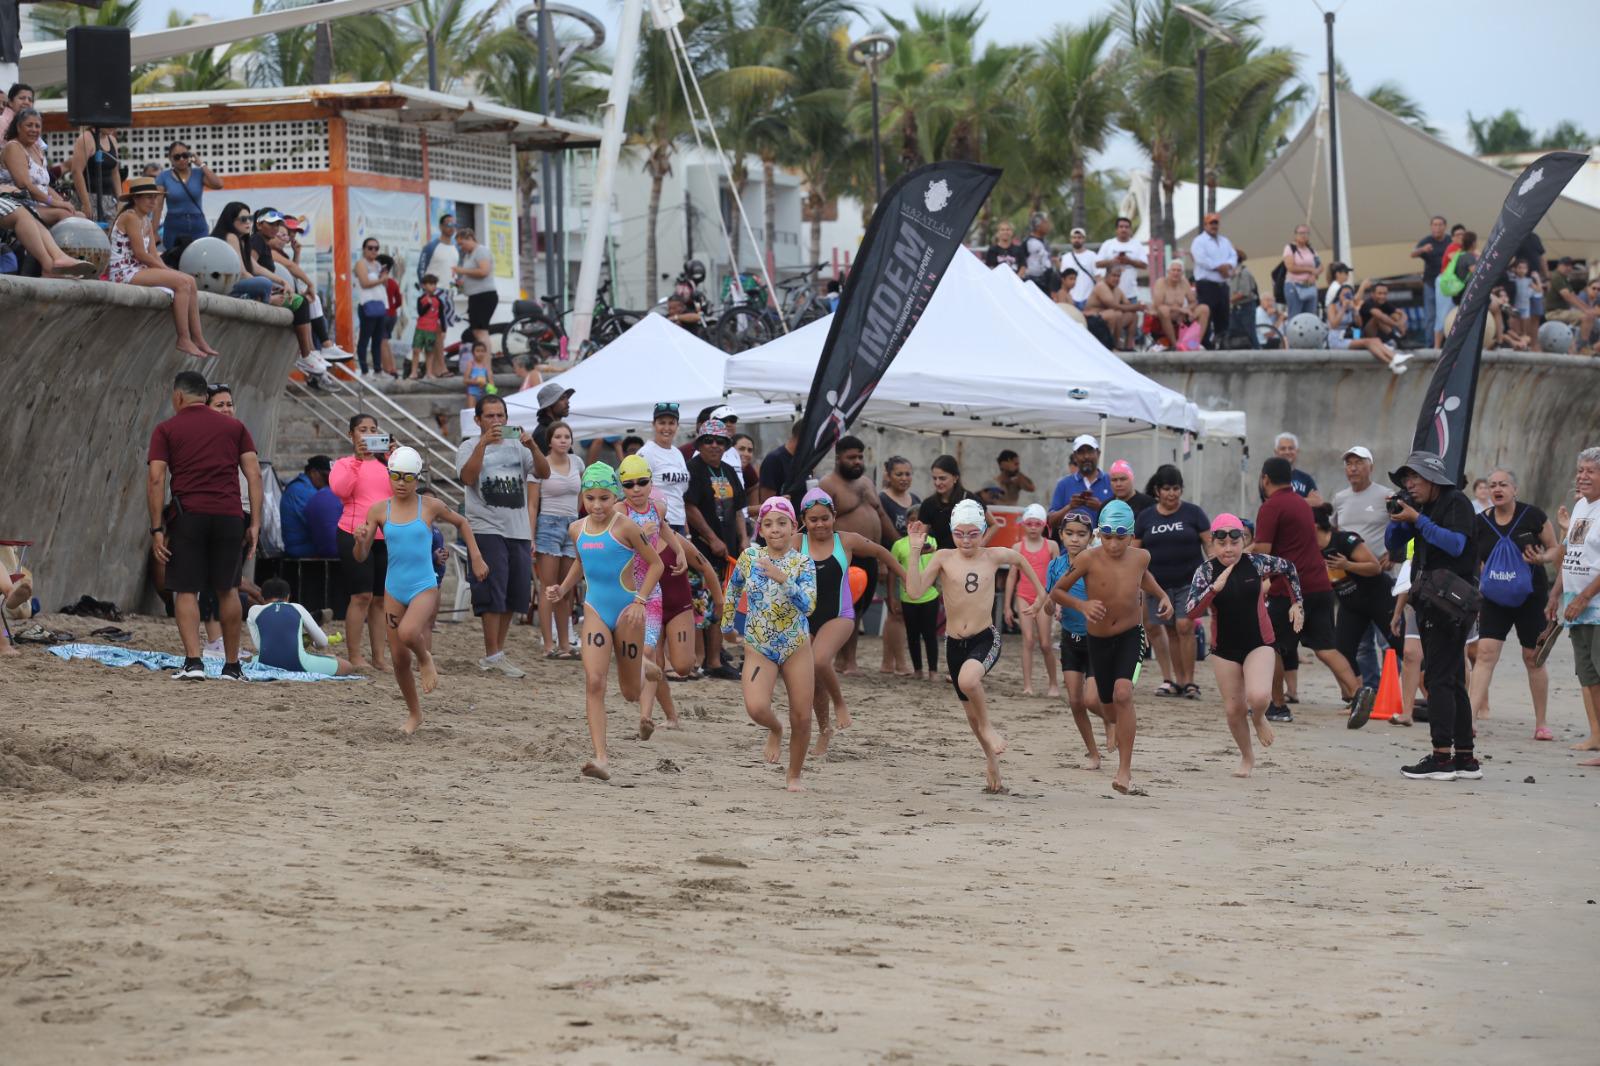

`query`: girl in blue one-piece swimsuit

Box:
[351,447,488,736]
[722,497,817,792]
[548,462,664,782]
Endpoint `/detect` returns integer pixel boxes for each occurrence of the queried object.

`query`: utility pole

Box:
[1325,10,1342,263]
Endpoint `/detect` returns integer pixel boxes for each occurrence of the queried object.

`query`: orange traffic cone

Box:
[1371,648,1401,720]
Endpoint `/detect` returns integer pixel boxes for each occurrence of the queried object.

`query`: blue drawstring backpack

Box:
[1479,507,1534,608]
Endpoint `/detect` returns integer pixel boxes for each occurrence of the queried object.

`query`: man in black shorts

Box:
[148,371,263,681]
[1255,457,1373,724]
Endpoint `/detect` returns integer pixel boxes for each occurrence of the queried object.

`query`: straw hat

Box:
[121,175,166,201]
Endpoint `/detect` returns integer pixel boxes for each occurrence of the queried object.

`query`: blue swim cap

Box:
[1098,499,1135,534]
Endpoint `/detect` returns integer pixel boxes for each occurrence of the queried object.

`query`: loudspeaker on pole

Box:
[66,26,133,129]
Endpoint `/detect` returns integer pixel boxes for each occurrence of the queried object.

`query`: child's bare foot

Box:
[786,776,807,792]
[984,729,1007,755]
[983,756,1006,794]
[199,341,222,357]
[177,341,207,358]
[836,705,853,731]
[0,644,20,657]
[1047,685,1061,698]
[1233,755,1254,778]
[1572,736,1600,751]
[841,665,862,677]
[912,670,924,680]
[1112,773,1147,796]
[1579,755,1600,767]
[402,711,423,735]
[1082,751,1101,770]
[1253,715,1275,747]
[418,651,438,694]
[895,669,914,677]
[810,726,833,757]
[639,718,655,741]
[763,727,783,764]
[1021,687,1035,697]
[662,716,682,729]
[582,759,611,781]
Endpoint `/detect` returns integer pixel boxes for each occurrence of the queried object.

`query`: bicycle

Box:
[502,279,642,363]
[712,263,831,353]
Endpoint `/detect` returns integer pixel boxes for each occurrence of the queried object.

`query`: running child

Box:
[546,462,665,780]
[616,454,722,737]
[904,500,1048,795]
[351,447,488,735]
[1049,500,1171,795]
[1005,503,1060,697]
[248,577,358,676]
[799,488,905,755]
[1186,513,1303,777]
[1047,510,1115,768]
[722,498,816,792]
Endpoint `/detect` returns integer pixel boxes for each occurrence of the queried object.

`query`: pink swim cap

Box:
[1212,512,1245,532]
[1109,460,1134,477]
[759,496,796,523]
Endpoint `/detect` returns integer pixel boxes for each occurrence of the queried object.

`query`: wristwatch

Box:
[150,526,165,535]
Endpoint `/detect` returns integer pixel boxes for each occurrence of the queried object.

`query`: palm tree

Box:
[782,23,860,269]
[1466,109,1537,156]
[30,0,140,36]
[1194,33,1296,211]
[135,13,246,93]
[1333,63,1439,137]
[1027,18,1122,232]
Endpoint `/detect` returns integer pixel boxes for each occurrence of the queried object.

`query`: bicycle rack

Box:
[284,372,467,509]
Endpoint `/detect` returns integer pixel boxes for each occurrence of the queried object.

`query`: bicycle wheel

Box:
[504,313,562,362]
[592,311,641,347]
[716,308,773,354]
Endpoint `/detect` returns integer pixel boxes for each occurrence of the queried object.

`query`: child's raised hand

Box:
[1083,599,1107,623]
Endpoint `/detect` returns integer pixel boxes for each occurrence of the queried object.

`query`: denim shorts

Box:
[536,512,577,557]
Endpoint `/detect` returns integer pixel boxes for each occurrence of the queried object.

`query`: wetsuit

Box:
[1186,553,1303,664]
[722,546,816,664]
[248,601,339,676]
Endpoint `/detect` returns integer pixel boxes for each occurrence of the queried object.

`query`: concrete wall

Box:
[1,277,298,611]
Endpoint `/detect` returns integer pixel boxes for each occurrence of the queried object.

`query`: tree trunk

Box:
[1206,168,1217,215]
[313,22,333,83]
[763,154,777,286]
[1147,157,1164,248]
[1071,156,1087,233]
[1162,179,1176,246]
[807,190,823,277]
[518,153,540,302]
[645,160,665,306]
[728,161,746,274]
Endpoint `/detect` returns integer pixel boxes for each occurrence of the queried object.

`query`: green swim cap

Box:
[581,461,621,495]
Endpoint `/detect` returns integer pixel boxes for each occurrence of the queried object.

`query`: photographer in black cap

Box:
[1384,450,1481,781]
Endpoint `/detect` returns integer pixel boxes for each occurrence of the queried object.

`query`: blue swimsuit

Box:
[383,500,439,606]
[577,514,638,629]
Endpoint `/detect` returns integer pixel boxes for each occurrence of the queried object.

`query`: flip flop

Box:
[1154,680,1180,697]
[89,626,135,643]
[1534,726,1554,741]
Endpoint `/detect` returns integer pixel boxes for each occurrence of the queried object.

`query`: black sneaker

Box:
[1265,703,1293,723]
[1453,752,1483,780]
[1347,687,1375,730]
[218,661,247,682]
[1401,752,1457,781]
[172,657,206,681]
[706,665,742,681]
[1412,697,1430,723]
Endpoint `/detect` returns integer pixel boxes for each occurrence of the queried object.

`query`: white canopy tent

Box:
[723,251,1198,439]
[459,313,792,439]
[1176,86,1600,279]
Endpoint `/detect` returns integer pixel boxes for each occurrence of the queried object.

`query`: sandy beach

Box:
[3,613,1598,1064]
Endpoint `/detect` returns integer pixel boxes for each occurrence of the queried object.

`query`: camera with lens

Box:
[1385,490,1417,517]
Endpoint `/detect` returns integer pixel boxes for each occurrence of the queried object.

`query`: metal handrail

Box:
[284,373,466,508]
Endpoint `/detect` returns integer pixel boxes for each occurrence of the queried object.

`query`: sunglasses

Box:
[171,153,192,161]
[654,402,679,413]
[1212,529,1247,542]
[619,478,651,490]
[388,471,418,483]
[364,244,379,251]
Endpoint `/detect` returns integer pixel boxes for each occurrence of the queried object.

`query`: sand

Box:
[3,612,1598,1064]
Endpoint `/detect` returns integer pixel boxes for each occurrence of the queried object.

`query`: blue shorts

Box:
[469,534,532,616]
[535,512,577,557]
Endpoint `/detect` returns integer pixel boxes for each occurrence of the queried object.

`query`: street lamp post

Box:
[1176,5,1238,222]
[848,34,896,205]
[1325,10,1341,263]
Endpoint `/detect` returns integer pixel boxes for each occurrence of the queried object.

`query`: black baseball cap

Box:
[653,402,680,420]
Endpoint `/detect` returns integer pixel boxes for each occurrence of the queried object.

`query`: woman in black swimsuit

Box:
[1187,513,1303,777]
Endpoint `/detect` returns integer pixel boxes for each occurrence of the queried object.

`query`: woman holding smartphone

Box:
[330,413,396,672]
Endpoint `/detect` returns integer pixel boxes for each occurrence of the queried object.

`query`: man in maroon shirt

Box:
[147,371,263,681]
[1254,456,1373,725]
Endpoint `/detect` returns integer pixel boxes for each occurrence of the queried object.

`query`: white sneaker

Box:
[203,637,224,657]
[321,345,356,363]
[478,654,526,679]
[295,353,329,377]
[1390,354,1411,375]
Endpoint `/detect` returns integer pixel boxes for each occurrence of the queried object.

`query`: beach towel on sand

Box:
[47,643,361,682]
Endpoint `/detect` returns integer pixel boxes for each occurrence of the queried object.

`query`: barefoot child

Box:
[1049,500,1171,795]
[799,488,905,755]
[247,577,359,676]
[890,529,941,680]
[722,498,816,791]
[1005,503,1060,697]
[352,448,488,734]
[547,462,665,780]
[617,454,721,737]
[1047,510,1115,768]
[905,500,1048,794]
[1186,514,1303,777]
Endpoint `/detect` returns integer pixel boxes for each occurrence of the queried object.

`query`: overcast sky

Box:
[157,0,1592,174]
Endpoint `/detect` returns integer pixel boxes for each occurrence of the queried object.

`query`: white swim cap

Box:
[1022,503,1047,524]
[951,498,987,532]
[388,446,423,475]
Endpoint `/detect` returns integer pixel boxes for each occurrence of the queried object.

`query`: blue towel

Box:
[46,643,361,682]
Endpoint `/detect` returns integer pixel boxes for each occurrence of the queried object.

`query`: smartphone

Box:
[1513,528,1541,551]
[362,434,390,453]
[500,424,522,441]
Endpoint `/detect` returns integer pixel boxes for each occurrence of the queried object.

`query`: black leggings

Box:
[1334,592,1398,668]
[902,598,940,674]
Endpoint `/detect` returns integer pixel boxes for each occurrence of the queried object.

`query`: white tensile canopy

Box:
[722,251,1198,439]
[1176,87,1600,280]
[458,313,793,439]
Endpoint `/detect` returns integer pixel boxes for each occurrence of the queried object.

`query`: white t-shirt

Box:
[1024,235,1053,277]
[1059,246,1099,303]
[1561,494,1600,625]
[1095,238,1145,299]
[640,440,690,527]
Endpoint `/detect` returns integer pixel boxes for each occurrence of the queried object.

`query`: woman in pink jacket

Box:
[331,413,396,671]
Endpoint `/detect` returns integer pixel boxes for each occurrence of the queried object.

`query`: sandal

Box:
[1182,683,1201,700]
[89,626,135,643]
[1534,726,1554,741]
[1154,680,1181,697]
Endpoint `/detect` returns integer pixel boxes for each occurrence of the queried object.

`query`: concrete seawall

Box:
[2,277,298,611]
